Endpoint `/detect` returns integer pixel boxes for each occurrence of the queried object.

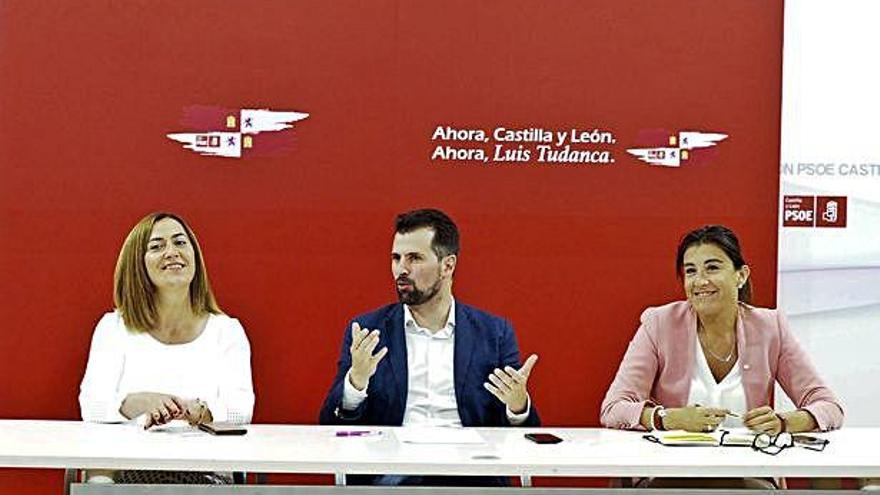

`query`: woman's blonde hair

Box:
[114,212,221,332]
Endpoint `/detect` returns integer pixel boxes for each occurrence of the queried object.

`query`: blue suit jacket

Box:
[319,302,540,427]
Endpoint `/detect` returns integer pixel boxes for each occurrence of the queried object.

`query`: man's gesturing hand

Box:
[483,354,538,414]
[348,322,388,391]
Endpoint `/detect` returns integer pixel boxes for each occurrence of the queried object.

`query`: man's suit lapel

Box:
[385,305,408,415]
[453,303,476,422]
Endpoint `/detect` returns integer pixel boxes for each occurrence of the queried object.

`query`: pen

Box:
[693,404,740,418]
[335,430,382,437]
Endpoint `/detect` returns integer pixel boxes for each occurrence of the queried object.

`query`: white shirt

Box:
[79,311,255,424]
[343,299,529,425]
[687,335,747,429]
[400,301,460,426]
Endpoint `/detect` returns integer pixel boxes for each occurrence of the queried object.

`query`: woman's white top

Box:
[687,335,747,429]
[79,311,254,424]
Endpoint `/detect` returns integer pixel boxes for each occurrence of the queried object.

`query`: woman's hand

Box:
[743,406,784,434]
[120,392,184,428]
[181,398,213,426]
[664,405,730,432]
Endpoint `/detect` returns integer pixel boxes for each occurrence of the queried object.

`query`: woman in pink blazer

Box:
[601,225,843,434]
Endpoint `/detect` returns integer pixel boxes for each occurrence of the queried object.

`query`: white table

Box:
[1,420,877,493]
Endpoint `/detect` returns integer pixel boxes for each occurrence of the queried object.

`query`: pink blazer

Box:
[600,301,844,431]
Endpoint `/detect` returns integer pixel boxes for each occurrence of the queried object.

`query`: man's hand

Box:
[483,354,538,414]
[348,322,388,391]
[743,405,784,435]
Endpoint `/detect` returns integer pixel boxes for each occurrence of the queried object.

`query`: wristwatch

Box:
[652,406,668,431]
[334,406,360,421]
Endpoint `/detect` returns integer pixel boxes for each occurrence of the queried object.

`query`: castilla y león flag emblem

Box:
[627,130,727,167]
[167,106,309,158]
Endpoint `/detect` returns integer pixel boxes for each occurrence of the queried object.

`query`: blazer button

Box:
[743,364,750,370]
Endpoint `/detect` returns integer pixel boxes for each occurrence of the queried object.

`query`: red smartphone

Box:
[525,433,563,444]
[198,422,248,436]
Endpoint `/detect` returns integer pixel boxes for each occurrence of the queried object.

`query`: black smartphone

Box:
[525,433,563,444]
[793,434,829,450]
[198,422,248,436]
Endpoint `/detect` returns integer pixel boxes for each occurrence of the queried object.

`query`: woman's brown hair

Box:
[114,212,221,332]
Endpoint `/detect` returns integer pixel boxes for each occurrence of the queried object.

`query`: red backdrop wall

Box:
[0,0,783,490]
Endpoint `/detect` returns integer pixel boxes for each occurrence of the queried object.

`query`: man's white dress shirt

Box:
[342,298,529,425]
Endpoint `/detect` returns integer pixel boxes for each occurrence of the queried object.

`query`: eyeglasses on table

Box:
[752,432,829,455]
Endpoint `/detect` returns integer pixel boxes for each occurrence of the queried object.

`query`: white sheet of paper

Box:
[721,427,757,446]
[395,427,486,445]
[134,417,198,435]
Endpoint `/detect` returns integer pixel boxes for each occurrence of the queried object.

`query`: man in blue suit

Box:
[319,208,539,486]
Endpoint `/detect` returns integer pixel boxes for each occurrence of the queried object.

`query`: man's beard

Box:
[396,276,442,306]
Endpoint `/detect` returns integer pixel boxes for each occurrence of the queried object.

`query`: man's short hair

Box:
[394,208,460,259]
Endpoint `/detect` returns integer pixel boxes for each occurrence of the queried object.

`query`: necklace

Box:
[698,326,736,363]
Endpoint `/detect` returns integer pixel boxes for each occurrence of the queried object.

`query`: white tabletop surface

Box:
[1,420,878,478]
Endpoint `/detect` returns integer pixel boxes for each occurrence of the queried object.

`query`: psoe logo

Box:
[783,195,847,228]
[627,130,727,167]
[167,106,309,158]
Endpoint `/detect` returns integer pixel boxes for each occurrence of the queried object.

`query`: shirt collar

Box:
[403,298,456,338]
